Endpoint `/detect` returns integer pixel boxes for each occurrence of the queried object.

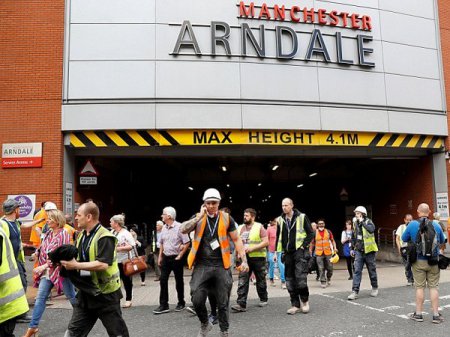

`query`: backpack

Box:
[415,218,439,264]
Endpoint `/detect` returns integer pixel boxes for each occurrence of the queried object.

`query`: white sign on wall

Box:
[7,194,36,221]
[65,182,73,216]
[436,192,449,220]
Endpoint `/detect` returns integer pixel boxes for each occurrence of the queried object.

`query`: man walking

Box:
[402,203,445,324]
[61,202,129,337]
[0,223,29,337]
[232,208,269,312]
[0,199,34,323]
[275,198,314,315]
[395,214,414,286]
[347,206,379,300]
[153,206,190,314]
[181,188,248,337]
[313,219,337,288]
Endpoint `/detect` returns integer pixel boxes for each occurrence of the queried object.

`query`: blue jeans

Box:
[30,277,77,328]
[267,252,285,282]
[352,251,378,293]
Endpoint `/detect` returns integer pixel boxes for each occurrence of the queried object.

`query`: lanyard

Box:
[285,217,295,233]
[207,216,219,237]
[81,225,100,261]
[5,220,20,238]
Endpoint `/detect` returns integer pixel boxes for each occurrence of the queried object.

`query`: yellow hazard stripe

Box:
[67,131,445,149]
[127,130,149,146]
[421,136,432,148]
[105,131,128,147]
[70,134,86,148]
[84,131,107,147]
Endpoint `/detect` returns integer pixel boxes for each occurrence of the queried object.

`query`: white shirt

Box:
[112,228,136,263]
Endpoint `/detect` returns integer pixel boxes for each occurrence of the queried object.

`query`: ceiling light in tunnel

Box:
[297,184,304,188]
[222,166,227,172]
[249,195,252,199]
[258,183,262,187]
[272,165,279,171]
[188,186,194,191]
[309,172,318,177]
[268,195,271,198]
[226,184,230,188]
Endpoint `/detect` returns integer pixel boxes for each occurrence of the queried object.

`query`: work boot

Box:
[197,322,213,337]
[286,306,301,315]
[301,301,309,313]
[231,304,246,312]
[347,291,358,300]
[370,288,378,297]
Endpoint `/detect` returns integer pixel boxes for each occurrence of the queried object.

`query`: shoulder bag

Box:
[123,246,148,277]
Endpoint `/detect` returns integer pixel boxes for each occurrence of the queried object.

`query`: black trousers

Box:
[66,301,129,337]
[345,256,354,278]
[118,263,133,301]
[236,257,268,307]
[0,318,16,337]
[284,248,310,307]
[159,255,185,307]
[190,264,233,332]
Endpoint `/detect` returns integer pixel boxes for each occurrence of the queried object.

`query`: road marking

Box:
[319,294,408,319]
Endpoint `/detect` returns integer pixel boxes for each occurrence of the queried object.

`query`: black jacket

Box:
[275,209,314,253]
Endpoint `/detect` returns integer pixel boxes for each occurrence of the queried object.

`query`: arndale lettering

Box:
[171,2,375,67]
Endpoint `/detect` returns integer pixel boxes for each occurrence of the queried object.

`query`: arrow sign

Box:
[79,160,99,177]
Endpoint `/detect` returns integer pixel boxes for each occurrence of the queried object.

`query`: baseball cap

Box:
[3,199,21,214]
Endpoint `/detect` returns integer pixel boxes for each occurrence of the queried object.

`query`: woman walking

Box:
[341,220,354,280]
[110,214,136,308]
[21,209,76,337]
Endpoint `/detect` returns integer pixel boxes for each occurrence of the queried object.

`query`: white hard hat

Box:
[354,206,367,215]
[202,188,221,202]
[44,202,57,211]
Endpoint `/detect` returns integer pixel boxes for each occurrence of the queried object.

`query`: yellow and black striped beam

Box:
[69,130,445,149]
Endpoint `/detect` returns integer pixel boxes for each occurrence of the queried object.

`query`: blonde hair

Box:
[110,213,126,227]
[47,209,66,228]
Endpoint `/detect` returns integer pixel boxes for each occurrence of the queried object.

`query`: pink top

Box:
[35,229,70,293]
[267,225,277,253]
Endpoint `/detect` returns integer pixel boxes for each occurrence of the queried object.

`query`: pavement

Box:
[18,260,450,336]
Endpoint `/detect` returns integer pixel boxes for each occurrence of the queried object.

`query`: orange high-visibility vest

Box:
[315,229,332,256]
[187,211,231,269]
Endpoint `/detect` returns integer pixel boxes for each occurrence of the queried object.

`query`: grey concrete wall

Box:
[62,0,447,136]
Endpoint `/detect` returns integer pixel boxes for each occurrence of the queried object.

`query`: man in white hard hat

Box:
[347,206,379,300]
[181,188,248,337]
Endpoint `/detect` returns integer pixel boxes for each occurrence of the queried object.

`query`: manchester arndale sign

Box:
[172,1,375,67]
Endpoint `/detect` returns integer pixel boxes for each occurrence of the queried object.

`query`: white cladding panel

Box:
[63,0,446,136]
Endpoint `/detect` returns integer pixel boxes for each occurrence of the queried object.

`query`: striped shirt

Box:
[160,221,189,256]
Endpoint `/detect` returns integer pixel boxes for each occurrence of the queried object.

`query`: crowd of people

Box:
[0,191,448,337]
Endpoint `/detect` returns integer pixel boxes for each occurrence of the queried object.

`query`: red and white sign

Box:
[79,160,99,176]
[2,143,43,168]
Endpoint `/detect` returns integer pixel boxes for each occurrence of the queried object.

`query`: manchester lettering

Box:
[239,2,372,31]
[171,2,375,67]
